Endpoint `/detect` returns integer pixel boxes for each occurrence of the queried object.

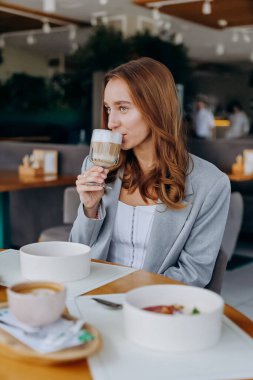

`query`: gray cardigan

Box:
[70,154,231,287]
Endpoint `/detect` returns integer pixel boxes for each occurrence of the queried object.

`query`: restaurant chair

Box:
[206,192,244,294]
[39,186,79,242]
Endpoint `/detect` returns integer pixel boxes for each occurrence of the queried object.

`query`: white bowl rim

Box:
[124,284,224,318]
[7,281,66,299]
[20,241,90,257]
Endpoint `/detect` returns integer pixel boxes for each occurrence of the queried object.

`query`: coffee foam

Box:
[92,129,122,144]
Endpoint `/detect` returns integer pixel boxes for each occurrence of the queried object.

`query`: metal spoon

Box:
[91,297,123,310]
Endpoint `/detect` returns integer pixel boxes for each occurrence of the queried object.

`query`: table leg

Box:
[0,192,10,248]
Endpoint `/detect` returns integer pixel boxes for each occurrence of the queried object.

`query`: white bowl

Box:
[123,285,224,352]
[20,241,91,282]
[7,281,66,327]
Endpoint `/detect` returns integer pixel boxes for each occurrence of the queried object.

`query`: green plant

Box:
[66,25,129,74]
[127,30,191,84]
[66,26,191,84]
[0,73,62,112]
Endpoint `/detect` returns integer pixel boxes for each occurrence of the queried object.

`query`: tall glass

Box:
[87,129,122,187]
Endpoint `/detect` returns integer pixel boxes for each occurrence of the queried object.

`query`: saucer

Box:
[0,303,102,365]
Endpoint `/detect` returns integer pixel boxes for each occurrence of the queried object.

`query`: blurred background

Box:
[2,0,253,318]
[0,0,252,144]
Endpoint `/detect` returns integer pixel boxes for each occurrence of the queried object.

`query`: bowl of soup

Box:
[7,281,66,327]
[123,285,224,352]
[20,241,91,282]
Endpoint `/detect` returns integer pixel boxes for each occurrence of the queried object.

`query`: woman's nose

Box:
[107,112,120,130]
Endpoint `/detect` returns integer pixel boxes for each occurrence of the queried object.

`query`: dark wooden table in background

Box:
[0,170,76,248]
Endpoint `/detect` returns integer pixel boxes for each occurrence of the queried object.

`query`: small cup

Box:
[7,281,66,327]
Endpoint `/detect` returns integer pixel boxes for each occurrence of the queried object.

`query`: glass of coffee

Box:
[87,129,122,187]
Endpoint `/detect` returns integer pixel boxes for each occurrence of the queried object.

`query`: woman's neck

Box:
[133,144,155,172]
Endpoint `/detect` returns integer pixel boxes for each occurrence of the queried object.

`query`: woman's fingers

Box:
[77,175,104,187]
[77,183,104,192]
[77,167,108,186]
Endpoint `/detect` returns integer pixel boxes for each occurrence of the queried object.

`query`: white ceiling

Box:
[2,0,253,65]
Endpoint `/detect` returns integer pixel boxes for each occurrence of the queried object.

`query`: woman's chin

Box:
[121,142,129,150]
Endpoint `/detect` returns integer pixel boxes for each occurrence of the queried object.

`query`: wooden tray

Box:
[0,303,102,365]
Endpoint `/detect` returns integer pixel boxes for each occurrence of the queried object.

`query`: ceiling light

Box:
[27,33,36,45]
[232,31,239,43]
[101,16,109,24]
[90,17,97,26]
[70,41,78,53]
[202,1,211,15]
[164,21,172,30]
[0,35,5,48]
[42,20,51,34]
[174,32,183,44]
[99,0,108,4]
[68,25,77,41]
[216,43,224,56]
[243,33,251,43]
[43,0,56,13]
[217,19,228,27]
[152,8,161,21]
[157,19,164,28]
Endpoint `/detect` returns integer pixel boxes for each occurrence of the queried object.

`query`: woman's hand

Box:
[76,166,108,218]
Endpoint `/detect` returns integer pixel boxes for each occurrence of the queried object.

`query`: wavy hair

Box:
[102,57,189,209]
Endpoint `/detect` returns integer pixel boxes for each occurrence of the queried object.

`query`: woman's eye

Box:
[119,106,128,113]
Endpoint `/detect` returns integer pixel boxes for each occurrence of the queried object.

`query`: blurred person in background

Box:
[193,95,215,139]
[225,100,250,139]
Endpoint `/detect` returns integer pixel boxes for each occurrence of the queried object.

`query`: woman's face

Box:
[104,78,151,151]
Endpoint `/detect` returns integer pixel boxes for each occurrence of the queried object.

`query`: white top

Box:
[108,201,156,269]
[226,112,250,138]
[193,108,215,138]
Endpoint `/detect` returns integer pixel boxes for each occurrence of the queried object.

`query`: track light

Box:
[70,41,78,53]
[68,25,77,41]
[217,19,227,27]
[243,33,251,43]
[202,0,211,15]
[164,21,172,31]
[43,0,56,13]
[90,17,97,26]
[152,8,161,21]
[216,43,224,56]
[174,32,183,45]
[27,33,36,45]
[101,16,109,24]
[42,20,51,34]
[232,31,239,43]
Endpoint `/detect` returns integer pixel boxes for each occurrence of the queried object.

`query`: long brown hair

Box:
[102,57,189,209]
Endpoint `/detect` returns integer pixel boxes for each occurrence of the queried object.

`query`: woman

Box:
[70,57,230,287]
